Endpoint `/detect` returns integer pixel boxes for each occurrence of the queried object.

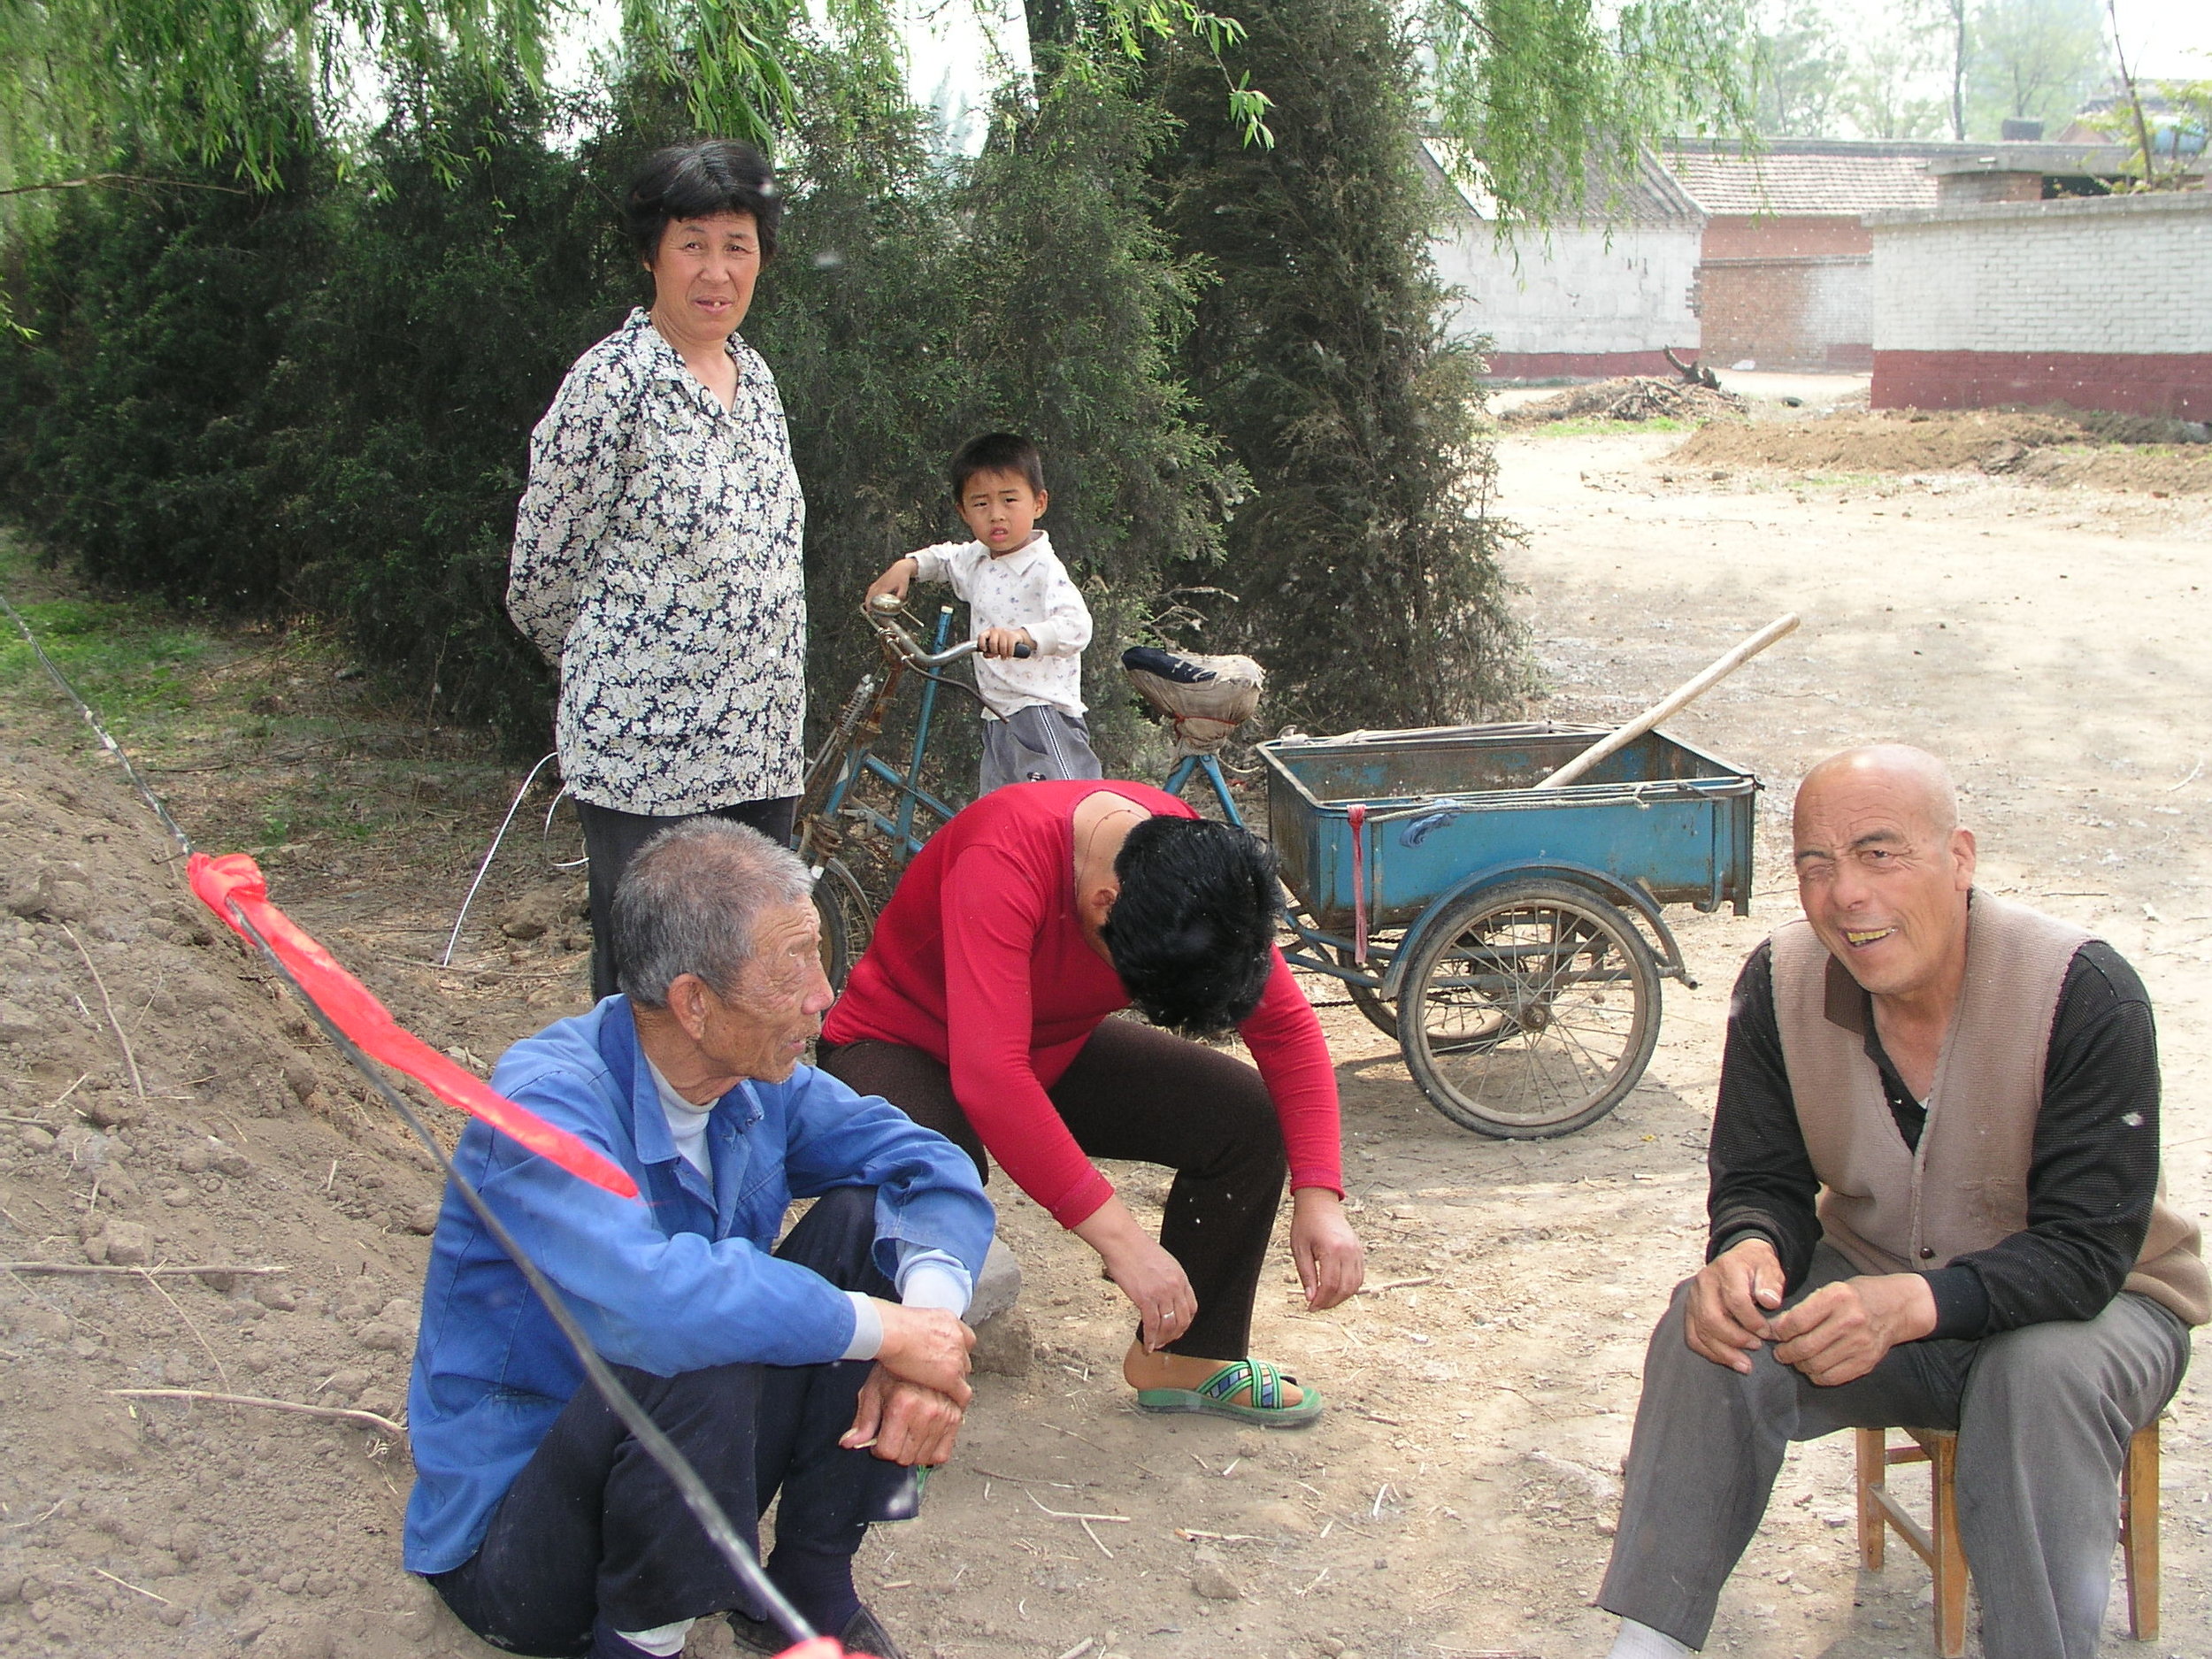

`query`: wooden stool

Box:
[1853,1420,2161,1656]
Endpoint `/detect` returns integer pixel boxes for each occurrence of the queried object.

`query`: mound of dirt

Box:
[1673,407,2212,494]
[0,741,463,1657]
[1501,376,1749,426]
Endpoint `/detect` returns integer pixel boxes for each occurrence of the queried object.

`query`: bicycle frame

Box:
[796,605,975,872]
[1159,751,1247,829]
[797,598,1256,906]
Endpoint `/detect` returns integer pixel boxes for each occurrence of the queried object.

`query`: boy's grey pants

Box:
[1599,1243,2189,1658]
[979,705,1102,795]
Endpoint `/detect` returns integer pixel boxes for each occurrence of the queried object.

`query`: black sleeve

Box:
[1706,941,1825,1289]
[1940,941,2162,1337]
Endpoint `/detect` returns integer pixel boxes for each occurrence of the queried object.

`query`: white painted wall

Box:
[1870,194,2212,354]
[1432,218,1704,356]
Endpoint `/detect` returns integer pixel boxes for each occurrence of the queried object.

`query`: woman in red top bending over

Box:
[819,780,1364,1424]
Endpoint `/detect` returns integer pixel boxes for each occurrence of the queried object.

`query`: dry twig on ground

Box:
[108,1387,404,1438]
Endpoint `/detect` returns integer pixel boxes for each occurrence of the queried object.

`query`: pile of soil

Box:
[0,741,461,1657]
[1501,377,1748,426]
[1674,407,2212,493]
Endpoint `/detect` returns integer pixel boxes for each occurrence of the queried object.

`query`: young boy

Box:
[865,432,1102,793]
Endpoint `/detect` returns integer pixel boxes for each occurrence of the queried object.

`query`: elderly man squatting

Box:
[507,141,810,1004]
[1594,744,2205,1659]
[403,821,993,1659]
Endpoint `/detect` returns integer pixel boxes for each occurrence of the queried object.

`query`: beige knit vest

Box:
[1770,890,2207,1327]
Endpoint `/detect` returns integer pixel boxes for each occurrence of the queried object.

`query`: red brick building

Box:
[1659,140,1970,373]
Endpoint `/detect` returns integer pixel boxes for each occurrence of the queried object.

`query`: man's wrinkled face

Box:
[695,900,833,1084]
[1793,765,1975,1004]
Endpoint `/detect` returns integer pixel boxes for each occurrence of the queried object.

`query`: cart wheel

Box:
[1331,944,1399,1038]
[1396,879,1660,1138]
[813,857,876,991]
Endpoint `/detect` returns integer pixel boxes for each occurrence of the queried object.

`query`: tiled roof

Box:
[1659,139,1970,216]
[1419,139,1706,227]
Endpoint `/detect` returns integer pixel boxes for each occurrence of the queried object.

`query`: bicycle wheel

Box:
[1395,879,1660,1139]
[813,857,876,991]
[1330,943,1399,1037]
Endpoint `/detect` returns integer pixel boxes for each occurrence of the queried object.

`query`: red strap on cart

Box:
[1347,804,1369,965]
[188,852,640,1200]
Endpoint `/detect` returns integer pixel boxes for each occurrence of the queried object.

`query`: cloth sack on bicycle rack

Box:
[1120,646,1264,756]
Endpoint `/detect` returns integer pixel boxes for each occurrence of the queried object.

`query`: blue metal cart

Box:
[803,615,1761,1140]
[1253,722,1759,1138]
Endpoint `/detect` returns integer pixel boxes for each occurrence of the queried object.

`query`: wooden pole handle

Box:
[1534,613,1800,791]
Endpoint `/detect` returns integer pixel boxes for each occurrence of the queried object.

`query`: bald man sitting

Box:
[1594,746,2206,1659]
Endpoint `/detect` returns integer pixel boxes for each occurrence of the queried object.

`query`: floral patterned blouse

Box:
[508,308,808,814]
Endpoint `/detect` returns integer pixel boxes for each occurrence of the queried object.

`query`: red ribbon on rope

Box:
[1347,803,1369,966]
[188,852,640,1200]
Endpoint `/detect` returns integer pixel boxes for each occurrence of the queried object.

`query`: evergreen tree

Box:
[1153,0,1528,730]
[0,115,338,605]
[949,68,1240,761]
[277,67,618,737]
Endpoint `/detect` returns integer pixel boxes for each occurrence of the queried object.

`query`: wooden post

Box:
[1929,1433,1967,1658]
[1532,615,1800,792]
[2125,1421,2160,1640]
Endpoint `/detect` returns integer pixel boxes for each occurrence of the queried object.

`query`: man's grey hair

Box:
[611,819,815,1008]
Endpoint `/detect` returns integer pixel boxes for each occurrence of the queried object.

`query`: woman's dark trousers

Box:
[425,1187,904,1658]
[819,1019,1286,1359]
[574,795,797,1002]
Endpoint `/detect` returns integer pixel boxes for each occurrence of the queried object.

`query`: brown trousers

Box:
[818,1018,1287,1359]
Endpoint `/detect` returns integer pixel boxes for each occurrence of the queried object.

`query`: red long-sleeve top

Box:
[822,780,1347,1229]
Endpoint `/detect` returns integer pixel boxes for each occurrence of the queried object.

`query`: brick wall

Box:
[1935,172,2044,205]
[1870,193,2212,417]
[1701,214,1871,259]
[1432,218,1704,375]
[1699,254,1872,370]
[1693,215,1877,370]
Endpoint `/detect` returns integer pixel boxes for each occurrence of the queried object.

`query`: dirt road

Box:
[4,412,2208,1659]
[884,423,2212,1659]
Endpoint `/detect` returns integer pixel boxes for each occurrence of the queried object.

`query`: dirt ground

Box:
[4,399,2212,1659]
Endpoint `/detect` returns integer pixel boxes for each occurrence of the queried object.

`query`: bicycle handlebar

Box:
[864,598,1031,663]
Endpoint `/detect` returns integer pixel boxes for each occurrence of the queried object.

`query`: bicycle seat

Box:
[1120,646,1264,755]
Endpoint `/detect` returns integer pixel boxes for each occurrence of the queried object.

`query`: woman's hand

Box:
[865,558,917,608]
[1073,1196,1198,1351]
[1290,1187,1365,1310]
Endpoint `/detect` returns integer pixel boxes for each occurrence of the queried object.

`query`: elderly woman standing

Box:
[508,141,807,1002]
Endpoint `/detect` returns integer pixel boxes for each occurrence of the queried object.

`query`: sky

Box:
[547,0,2212,142]
[1809,0,2207,79]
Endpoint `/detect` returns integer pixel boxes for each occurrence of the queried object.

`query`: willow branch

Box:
[0,173,254,200]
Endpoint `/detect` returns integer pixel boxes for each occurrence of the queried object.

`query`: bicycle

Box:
[794,597,1261,987]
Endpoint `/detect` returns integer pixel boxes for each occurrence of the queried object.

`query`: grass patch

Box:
[1790,472,1889,490]
[0,539,218,729]
[1502,417,1693,439]
[0,528,518,866]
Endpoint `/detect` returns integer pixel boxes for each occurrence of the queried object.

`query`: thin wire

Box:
[0,591,193,853]
[2,588,814,1649]
[442,751,564,967]
[223,902,814,1648]
[541,786,588,871]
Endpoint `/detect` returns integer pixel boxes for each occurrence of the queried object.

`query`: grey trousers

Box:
[1599,1244,2190,1657]
[979,706,1102,795]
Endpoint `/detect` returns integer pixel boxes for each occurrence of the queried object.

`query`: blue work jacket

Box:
[402,996,995,1574]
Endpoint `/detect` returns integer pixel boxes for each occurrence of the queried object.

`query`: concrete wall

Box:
[1432,218,1704,380]
[1697,215,1874,371]
[1870,193,2212,418]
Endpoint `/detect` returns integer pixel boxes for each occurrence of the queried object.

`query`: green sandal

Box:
[1134,1358,1324,1427]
